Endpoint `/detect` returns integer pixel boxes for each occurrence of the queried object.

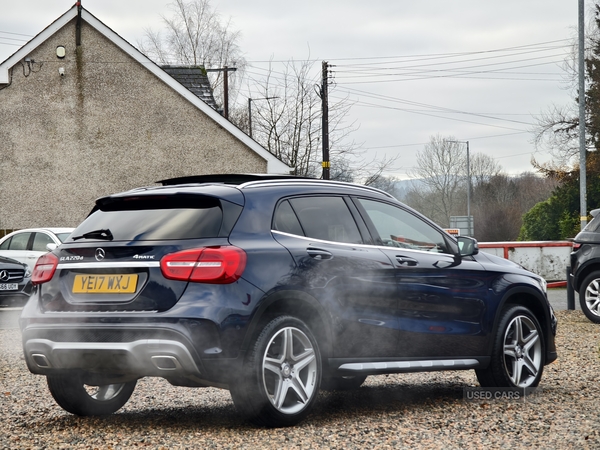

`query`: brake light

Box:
[573,242,582,250]
[32,253,59,285]
[161,246,247,284]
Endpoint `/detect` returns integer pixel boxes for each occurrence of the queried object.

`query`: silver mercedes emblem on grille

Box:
[95,248,106,261]
[0,270,8,281]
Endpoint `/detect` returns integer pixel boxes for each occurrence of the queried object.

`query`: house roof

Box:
[161,65,219,111]
[0,5,292,175]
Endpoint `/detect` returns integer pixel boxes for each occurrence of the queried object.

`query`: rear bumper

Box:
[20,320,239,387]
[23,337,202,379]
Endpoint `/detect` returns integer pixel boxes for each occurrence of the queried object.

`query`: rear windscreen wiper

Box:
[72,229,114,241]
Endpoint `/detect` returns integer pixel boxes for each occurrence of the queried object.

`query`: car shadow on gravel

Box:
[29,379,471,431]
[310,381,467,422]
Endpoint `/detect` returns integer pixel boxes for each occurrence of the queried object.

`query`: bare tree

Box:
[406,135,467,226]
[533,2,600,164]
[138,0,246,107]
[469,152,503,187]
[247,59,396,179]
[247,59,321,176]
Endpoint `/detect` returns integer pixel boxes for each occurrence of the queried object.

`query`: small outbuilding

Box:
[0,4,290,229]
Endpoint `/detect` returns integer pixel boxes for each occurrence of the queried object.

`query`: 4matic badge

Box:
[133,255,155,260]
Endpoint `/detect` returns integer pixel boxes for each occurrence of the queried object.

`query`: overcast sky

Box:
[0,0,588,179]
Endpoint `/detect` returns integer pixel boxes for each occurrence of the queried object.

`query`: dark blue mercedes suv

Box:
[20,174,557,427]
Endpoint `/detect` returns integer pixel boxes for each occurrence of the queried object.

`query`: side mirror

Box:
[457,236,479,257]
[46,243,58,252]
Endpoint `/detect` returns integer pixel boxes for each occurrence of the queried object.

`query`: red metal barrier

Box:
[478,241,572,288]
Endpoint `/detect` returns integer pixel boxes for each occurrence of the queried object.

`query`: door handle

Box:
[307,248,333,260]
[395,256,418,266]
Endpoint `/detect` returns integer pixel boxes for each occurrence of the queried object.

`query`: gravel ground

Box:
[1,310,599,449]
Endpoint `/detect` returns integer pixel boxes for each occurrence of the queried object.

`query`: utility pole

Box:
[449,140,472,236]
[579,0,587,229]
[206,66,237,120]
[320,61,330,180]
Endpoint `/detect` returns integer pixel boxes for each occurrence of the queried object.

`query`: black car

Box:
[0,255,32,306]
[20,175,557,427]
[569,208,600,323]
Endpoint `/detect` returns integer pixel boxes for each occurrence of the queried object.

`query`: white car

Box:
[0,228,74,272]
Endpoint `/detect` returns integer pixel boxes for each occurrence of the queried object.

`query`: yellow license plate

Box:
[72,274,138,294]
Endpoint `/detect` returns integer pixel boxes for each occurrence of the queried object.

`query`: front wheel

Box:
[230,315,321,427]
[476,305,545,389]
[580,271,600,323]
[47,374,137,416]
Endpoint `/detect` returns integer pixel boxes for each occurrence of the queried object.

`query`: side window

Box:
[7,232,31,251]
[357,199,450,254]
[273,200,305,236]
[288,196,363,244]
[32,233,54,252]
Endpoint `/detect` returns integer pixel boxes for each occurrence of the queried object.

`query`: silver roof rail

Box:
[238,178,396,199]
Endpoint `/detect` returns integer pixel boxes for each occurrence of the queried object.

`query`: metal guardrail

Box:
[479,241,575,310]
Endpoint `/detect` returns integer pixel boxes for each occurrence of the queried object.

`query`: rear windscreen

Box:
[67,196,232,241]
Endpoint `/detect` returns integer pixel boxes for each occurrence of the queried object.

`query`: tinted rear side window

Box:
[286,196,363,244]
[273,200,305,236]
[68,196,240,241]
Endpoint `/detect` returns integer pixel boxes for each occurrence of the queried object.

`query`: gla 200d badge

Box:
[94,248,105,261]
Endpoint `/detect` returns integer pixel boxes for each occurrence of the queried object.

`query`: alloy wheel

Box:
[261,326,318,415]
[502,315,542,388]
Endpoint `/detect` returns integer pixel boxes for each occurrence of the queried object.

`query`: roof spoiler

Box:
[158,174,312,186]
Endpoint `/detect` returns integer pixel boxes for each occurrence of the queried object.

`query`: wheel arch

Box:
[490,286,556,365]
[573,262,600,292]
[241,289,333,360]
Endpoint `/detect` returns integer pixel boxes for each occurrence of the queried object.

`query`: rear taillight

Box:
[32,253,59,285]
[161,246,247,284]
[573,242,582,251]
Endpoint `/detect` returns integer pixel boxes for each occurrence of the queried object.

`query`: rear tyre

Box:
[230,315,321,427]
[47,374,137,416]
[579,271,600,323]
[476,305,544,389]
[320,375,367,391]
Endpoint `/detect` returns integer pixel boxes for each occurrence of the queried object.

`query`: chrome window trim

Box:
[271,230,454,256]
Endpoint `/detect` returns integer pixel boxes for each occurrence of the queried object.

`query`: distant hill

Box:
[392,179,427,201]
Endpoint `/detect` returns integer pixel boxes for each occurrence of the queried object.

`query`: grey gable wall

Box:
[0,18,267,228]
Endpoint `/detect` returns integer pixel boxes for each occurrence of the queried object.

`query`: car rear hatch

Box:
[36,188,244,313]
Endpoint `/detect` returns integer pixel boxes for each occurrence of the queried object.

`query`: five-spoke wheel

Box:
[230,315,321,427]
[476,305,545,389]
[502,314,543,387]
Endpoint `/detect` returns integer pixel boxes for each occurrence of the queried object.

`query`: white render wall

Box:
[0,19,269,229]
[479,241,572,282]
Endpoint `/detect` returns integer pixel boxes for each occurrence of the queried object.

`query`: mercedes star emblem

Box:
[95,248,106,261]
[0,270,8,281]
